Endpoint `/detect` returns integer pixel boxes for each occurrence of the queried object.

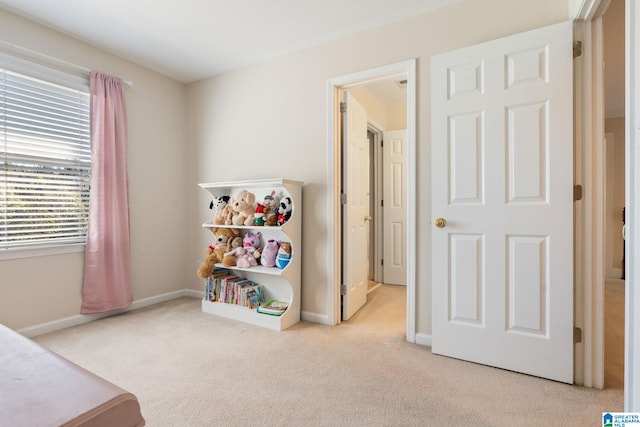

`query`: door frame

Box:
[327,59,416,340]
[368,122,385,284]
[575,0,640,409]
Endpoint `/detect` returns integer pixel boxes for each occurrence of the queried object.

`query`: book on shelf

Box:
[257,299,289,316]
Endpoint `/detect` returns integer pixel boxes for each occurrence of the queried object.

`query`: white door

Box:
[383,129,407,285]
[342,91,370,320]
[431,21,574,383]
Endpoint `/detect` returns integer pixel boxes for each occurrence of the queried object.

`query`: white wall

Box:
[186,0,571,333]
[0,9,189,330]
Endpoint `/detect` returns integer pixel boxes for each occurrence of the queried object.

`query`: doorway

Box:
[327,59,417,340]
[602,0,625,389]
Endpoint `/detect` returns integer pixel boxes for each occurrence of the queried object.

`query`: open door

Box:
[382,129,407,285]
[431,21,574,383]
[342,90,370,320]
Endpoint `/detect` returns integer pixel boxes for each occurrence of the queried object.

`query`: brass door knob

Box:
[434,218,446,228]
[364,215,372,222]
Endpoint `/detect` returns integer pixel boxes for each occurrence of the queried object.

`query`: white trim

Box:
[17,289,203,338]
[0,243,85,260]
[575,11,607,389]
[415,333,432,347]
[301,311,331,325]
[626,0,640,410]
[327,59,417,342]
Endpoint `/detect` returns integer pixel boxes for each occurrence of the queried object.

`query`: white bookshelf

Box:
[198,178,302,331]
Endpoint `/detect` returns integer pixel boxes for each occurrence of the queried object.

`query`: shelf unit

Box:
[198,178,302,331]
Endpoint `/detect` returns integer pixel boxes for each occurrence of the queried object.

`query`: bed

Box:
[0,323,145,427]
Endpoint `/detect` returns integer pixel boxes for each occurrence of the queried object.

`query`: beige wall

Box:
[0,9,189,330]
[186,0,570,333]
[605,117,626,277]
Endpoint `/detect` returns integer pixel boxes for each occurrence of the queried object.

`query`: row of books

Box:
[205,268,264,309]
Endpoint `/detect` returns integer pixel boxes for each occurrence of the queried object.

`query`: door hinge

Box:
[574,184,583,201]
[340,102,346,114]
[340,193,347,205]
[381,199,384,207]
[381,259,384,266]
[340,284,347,295]
[574,327,582,343]
[381,140,384,148]
[573,40,582,59]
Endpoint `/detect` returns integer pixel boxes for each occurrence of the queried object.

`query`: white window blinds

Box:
[1,59,91,250]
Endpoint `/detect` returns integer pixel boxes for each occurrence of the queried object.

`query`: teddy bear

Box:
[210,195,232,225]
[275,241,292,269]
[221,235,243,267]
[196,227,240,278]
[260,239,280,267]
[277,196,292,226]
[223,231,262,268]
[229,190,256,226]
[262,190,279,226]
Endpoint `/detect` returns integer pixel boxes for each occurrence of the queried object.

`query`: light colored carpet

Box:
[33,285,623,426]
[605,278,625,389]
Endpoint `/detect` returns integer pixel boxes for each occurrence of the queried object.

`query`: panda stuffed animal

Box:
[277,196,292,226]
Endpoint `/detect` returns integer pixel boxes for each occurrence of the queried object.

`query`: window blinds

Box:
[1,65,91,249]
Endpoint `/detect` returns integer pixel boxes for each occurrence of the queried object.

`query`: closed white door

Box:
[431,21,574,383]
[342,91,369,320]
[383,129,407,285]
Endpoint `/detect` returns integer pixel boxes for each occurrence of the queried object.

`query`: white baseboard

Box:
[415,333,432,347]
[301,310,331,325]
[18,289,201,338]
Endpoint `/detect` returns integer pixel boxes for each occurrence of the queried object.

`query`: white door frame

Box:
[625,0,640,410]
[574,0,640,409]
[327,59,416,341]
[368,122,385,284]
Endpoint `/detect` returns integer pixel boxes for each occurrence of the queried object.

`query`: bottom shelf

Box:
[201,299,299,331]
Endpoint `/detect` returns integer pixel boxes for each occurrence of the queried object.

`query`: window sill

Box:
[0,243,85,261]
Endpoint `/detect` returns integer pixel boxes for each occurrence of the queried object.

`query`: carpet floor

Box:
[33,285,623,426]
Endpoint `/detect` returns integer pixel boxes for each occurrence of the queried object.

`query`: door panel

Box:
[383,130,407,285]
[342,91,369,320]
[431,21,574,383]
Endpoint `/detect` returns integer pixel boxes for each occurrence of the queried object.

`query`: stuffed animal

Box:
[262,190,279,226]
[197,227,240,278]
[210,195,232,225]
[229,190,256,226]
[275,241,292,269]
[221,235,243,267]
[223,231,262,268]
[261,239,280,267]
[253,203,266,226]
[277,196,293,226]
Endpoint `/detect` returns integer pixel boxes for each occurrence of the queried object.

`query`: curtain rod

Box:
[0,40,133,87]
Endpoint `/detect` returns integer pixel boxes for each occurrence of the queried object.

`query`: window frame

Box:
[0,51,91,258]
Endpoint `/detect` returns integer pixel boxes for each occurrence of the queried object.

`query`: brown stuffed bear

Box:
[196,227,240,278]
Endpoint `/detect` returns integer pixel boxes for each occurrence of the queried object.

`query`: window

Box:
[0,53,90,251]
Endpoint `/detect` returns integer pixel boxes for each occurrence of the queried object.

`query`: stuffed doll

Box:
[253,203,266,226]
[277,196,292,226]
[262,190,279,226]
[260,239,280,267]
[210,195,232,225]
[275,241,292,269]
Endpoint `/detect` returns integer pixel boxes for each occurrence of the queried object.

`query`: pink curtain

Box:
[81,71,132,314]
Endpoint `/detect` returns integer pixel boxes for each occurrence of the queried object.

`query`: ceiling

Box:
[0,0,460,84]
